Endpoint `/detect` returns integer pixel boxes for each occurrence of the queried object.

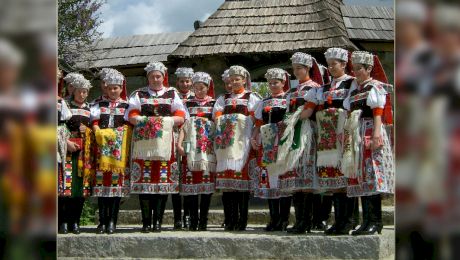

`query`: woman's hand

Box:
[251,137,260,150]
[371,135,383,151]
[67,140,80,152]
[177,145,186,156]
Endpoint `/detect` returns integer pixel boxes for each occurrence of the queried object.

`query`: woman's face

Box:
[0,64,20,91]
[292,64,308,80]
[107,84,122,100]
[177,77,192,93]
[268,79,284,95]
[224,79,232,93]
[100,81,108,96]
[327,59,346,78]
[230,75,245,92]
[147,71,164,89]
[193,82,208,99]
[73,88,88,103]
[352,64,372,84]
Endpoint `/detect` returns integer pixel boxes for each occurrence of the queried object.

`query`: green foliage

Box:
[58,0,105,69]
[80,199,97,226]
[252,82,270,98]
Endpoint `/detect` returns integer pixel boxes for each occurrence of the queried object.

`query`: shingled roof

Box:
[341,5,394,41]
[75,31,191,69]
[170,0,358,58]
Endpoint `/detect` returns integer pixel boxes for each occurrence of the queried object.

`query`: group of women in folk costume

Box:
[57,48,393,235]
[251,48,394,236]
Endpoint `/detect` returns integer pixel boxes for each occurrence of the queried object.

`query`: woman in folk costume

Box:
[125,61,187,233]
[89,68,114,105]
[219,68,232,229]
[57,69,73,234]
[275,52,322,234]
[170,67,195,230]
[58,75,94,234]
[251,68,292,231]
[174,67,195,100]
[213,65,261,231]
[90,69,131,234]
[343,51,394,235]
[317,47,359,235]
[177,72,216,231]
[63,72,85,101]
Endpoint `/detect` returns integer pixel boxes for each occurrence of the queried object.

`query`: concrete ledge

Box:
[103,207,394,226]
[58,225,395,259]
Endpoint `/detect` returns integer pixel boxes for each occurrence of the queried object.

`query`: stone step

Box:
[96,207,394,226]
[58,225,395,259]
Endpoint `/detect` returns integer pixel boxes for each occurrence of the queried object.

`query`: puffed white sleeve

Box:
[124,92,141,121]
[303,88,320,105]
[90,103,100,122]
[60,99,73,121]
[366,84,387,109]
[171,93,187,118]
[343,83,357,111]
[248,93,262,113]
[212,95,225,120]
[254,99,263,120]
[316,87,325,105]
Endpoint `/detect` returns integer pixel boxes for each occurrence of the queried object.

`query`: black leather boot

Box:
[352,196,370,235]
[321,195,333,229]
[312,194,324,231]
[172,193,183,230]
[183,195,190,229]
[325,193,341,235]
[107,198,120,234]
[222,192,230,229]
[287,192,305,234]
[139,195,151,233]
[225,193,237,231]
[265,199,278,231]
[96,198,106,234]
[362,194,383,235]
[237,192,249,231]
[58,197,68,234]
[71,197,85,234]
[335,195,355,235]
[152,195,167,232]
[188,195,199,231]
[303,193,313,233]
[352,197,360,229]
[198,194,212,231]
[275,196,291,231]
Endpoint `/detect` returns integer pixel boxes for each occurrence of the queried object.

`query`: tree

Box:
[58,0,105,71]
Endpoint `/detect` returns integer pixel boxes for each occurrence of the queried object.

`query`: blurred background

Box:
[0,0,56,259]
[0,0,459,259]
[395,0,460,259]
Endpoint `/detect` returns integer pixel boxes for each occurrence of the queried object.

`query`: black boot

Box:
[352,197,360,229]
[275,196,291,231]
[335,195,355,235]
[352,196,370,235]
[362,194,383,235]
[172,193,183,230]
[265,199,279,231]
[152,195,167,232]
[199,194,212,231]
[222,192,229,228]
[321,195,333,229]
[71,197,85,234]
[96,198,106,234]
[188,195,199,231]
[325,193,341,235]
[139,195,152,233]
[287,192,305,234]
[58,197,69,234]
[107,198,120,234]
[303,193,313,233]
[225,193,237,231]
[237,192,249,231]
[312,194,325,231]
[183,195,190,229]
